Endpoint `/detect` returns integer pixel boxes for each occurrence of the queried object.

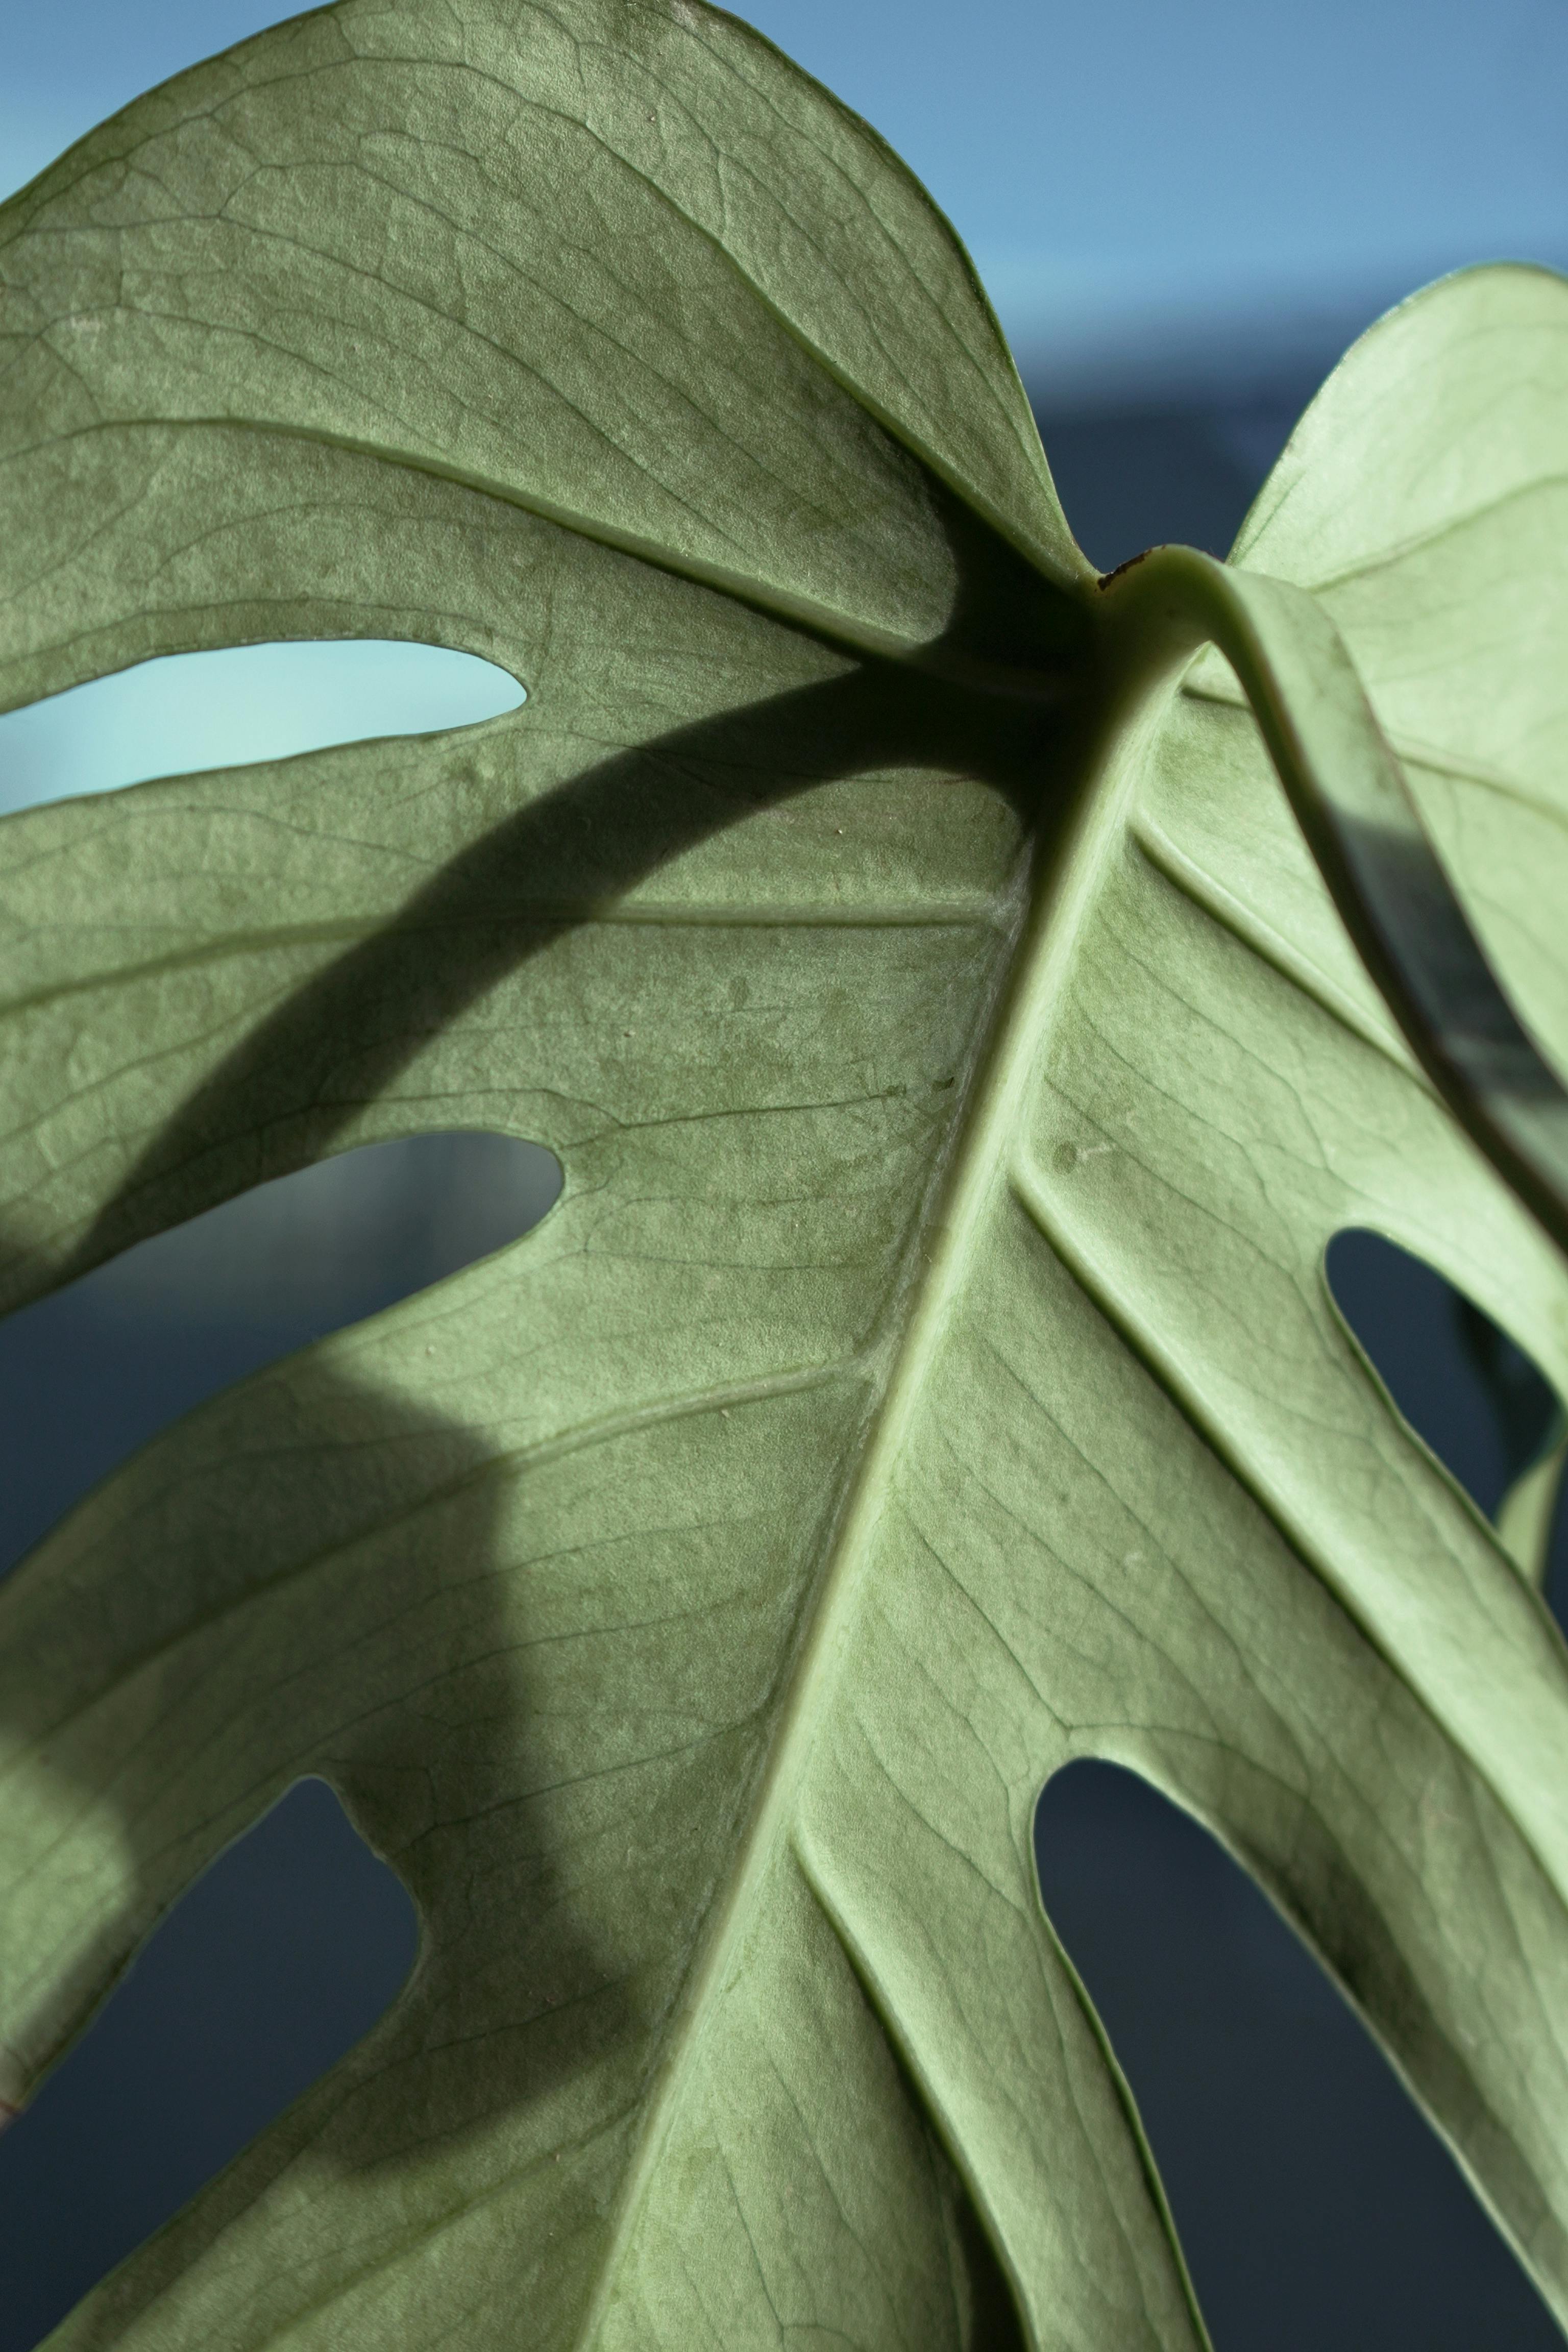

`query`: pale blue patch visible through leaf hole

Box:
[0,639,525,815]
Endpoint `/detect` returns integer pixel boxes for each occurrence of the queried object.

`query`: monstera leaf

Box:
[4,3,1568,2344]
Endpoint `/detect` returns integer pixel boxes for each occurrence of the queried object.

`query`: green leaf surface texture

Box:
[1,4,1566,2346]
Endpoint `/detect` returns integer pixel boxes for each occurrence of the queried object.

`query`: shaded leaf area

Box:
[1036,1762,1562,2352]
[0,418,1061,1313]
[3,9,1568,2350]
[0,1782,416,2352]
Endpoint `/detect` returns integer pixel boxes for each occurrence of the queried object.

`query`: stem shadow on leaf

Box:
[49,488,1091,1298]
[0,1344,643,2189]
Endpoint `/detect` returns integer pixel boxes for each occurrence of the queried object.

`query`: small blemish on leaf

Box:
[1097,548,1152,591]
[1052,1142,1077,1173]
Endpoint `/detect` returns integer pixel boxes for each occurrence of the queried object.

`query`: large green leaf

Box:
[3,4,1568,2346]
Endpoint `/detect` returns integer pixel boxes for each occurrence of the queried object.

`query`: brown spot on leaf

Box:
[1097,548,1152,590]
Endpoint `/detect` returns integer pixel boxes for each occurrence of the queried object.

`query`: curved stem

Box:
[1094,543,1568,1262]
[1498,1422,1568,1589]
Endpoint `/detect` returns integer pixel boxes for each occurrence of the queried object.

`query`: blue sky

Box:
[4,0,1565,394]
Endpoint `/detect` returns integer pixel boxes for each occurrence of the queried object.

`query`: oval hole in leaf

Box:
[1325,1228,1565,1603]
[1035,1759,1560,2351]
[0,639,525,815]
[0,1132,562,1575]
[0,1777,416,2352]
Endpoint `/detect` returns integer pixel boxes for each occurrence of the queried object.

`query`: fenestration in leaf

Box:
[2,5,1567,2348]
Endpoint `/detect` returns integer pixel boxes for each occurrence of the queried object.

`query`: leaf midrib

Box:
[1235,470,1568,597]
[571,698,1130,2341]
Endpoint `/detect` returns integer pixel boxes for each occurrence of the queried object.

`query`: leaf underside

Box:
[3,5,1568,2348]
